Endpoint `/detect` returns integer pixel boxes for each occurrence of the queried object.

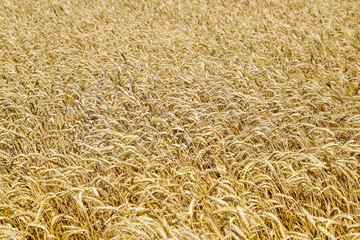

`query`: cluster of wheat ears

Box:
[0,0,359,239]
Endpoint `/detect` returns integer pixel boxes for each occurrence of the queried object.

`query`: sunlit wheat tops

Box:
[0,0,359,239]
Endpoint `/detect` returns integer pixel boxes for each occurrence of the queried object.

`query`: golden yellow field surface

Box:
[1,0,360,239]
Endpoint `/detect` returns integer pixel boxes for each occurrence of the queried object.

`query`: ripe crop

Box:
[0,0,359,239]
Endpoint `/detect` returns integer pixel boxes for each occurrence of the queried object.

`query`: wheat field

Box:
[0,0,360,239]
